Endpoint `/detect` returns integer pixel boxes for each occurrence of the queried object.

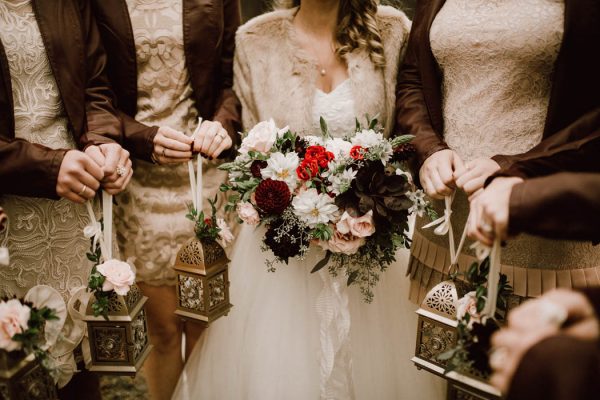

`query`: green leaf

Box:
[476,285,486,298]
[347,270,359,286]
[311,252,331,273]
[320,117,330,138]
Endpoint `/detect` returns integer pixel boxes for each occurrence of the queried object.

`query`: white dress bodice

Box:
[430,0,565,162]
[0,0,92,301]
[311,80,356,137]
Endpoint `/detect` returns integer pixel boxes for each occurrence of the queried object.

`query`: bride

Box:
[174,1,444,399]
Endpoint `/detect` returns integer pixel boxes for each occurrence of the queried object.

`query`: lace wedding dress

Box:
[173,81,446,400]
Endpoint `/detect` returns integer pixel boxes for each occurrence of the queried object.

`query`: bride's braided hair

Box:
[275,0,386,69]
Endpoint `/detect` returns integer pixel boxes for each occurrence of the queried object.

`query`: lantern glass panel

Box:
[178,274,205,312]
[93,326,128,363]
[208,273,227,310]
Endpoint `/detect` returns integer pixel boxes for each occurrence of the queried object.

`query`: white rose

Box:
[324,138,353,158]
[97,259,136,296]
[239,119,287,154]
[237,202,260,225]
[217,218,235,246]
[0,299,30,352]
[456,291,481,327]
[351,129,384,148]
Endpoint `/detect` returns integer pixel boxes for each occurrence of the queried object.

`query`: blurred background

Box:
[241,0,416,21]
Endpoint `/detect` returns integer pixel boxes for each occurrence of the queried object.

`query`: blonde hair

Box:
[276,0,386,68]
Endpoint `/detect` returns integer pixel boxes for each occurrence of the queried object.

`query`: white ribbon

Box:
[0,217,9,266]
[84,192,113,263]
[315,269,355,400]
[482,238,502,317]
[188,118,204,212]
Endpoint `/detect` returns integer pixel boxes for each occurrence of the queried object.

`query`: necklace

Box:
[294,21,335,77]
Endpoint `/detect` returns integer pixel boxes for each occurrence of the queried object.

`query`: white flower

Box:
[456,291,481,328]
[292,188,339,228]
[304,135,324,146]
[328,168,357,195]
[395,168,413,184]
[407,189,428,217]
[239,119,288,154]
[261,152,299,191]
[217,218,235,246]
[96,259,136,296]
[0,299,30,352]
[351,129,384,148]
[324,138,353,158]
[237,202,260,225]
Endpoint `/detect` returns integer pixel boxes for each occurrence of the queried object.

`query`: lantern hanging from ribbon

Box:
[0,350,58,400]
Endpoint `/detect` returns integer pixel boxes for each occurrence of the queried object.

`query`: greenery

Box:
[86,241,111,320]
[11,302,58,366]
[186,196,223,242]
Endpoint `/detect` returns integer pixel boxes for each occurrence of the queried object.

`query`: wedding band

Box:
[538,300,568,327]
[78,184,88,196]
[489,347,508,369]
[162,148,166,157]
[116,165,127,177]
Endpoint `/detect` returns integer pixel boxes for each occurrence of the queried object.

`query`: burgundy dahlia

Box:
[254,179,291,215]
[392,143,417,162]
[263,217,308,263]
[250,160,268,178]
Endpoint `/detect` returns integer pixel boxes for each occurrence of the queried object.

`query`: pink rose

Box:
[336,211,375,238]
[237,202,260,225]
[321,230,365,255]
[217,218,235,246]
[0,299,31,352]
[456,291,481,327]
[97,259,136,296]
[239,119,288,154]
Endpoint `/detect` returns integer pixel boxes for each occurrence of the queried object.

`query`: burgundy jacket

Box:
[90,0,242,161]
[394,0,600,174]
[0,0,121,198]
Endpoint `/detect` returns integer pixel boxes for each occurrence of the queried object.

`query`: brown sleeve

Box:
[119,111,158,162]
[491,107,600,179]
[508,173,600,241]
[580,287,600,320]
[0,136,67,198]
[212,0,242,159]
[77,0,122,149]
[393,4,449,179]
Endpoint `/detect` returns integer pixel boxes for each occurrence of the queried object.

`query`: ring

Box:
[480,221,493,234]
[489,347,508,369]
[116,165,127,177]
[538,300,568,327]
[162,147,166,157]
[78,184,88,196]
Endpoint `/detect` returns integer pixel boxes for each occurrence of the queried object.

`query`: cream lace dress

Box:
[115,0,229,286]
[408,0,600,303]
[0,0,93,302]
[175,80,445,399]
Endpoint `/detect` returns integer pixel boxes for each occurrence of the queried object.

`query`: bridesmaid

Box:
[91,1,241,399]
[395,0,600,305]
[0,0,130,398]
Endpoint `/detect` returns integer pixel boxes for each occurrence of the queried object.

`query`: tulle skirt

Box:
[173,224,446,400]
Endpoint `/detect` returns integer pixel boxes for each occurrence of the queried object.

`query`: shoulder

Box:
[236,8,294,46]
[376,5,412,41]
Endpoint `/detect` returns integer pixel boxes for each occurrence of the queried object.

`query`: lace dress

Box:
[174,81,446,400]
[114,0,229,286]
[0,0,92,302]
[408,0,600,303]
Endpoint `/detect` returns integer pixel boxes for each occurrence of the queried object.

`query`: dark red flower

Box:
[250,160,268,178]
[305,145,326,160]
[296,159,320,180]
[350,145,365,160]
[317,151,335,168]
[254,179,291,214]
[392,143,417,162]
[295,137,308,158]
[204,218,213,227]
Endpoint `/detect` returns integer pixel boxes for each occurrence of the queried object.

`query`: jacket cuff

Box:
[491,154,514,169]
[42,149,67,199]
[580,287,600,321]
[507,182,526,236]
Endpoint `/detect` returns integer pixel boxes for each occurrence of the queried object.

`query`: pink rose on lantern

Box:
[320,229,366,255]
[456,291,481,327]
[217,218,235,246]
[96,259,136,296]
[237,202,260,225]
[0,299,31,352]
[336,210,375,238]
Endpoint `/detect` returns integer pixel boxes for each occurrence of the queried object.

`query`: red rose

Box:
[254,179,291,214]
[317,151,335,168]
[296,159,320,180]
[350,145,365,160]
[305,145,326,160]
[204,218,213,227]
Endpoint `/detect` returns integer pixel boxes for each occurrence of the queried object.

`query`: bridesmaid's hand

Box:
[85,143,133,195]
[56,150,104,203]
[419,149,464,199]
[467,177,523,245]
[193,120,232,159]
[152,126,193,164]
[454,158,501,198]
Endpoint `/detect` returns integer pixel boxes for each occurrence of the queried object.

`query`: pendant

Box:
[320,68,326,76]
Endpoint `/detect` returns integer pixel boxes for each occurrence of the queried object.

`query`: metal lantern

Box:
[413,280,501,400]
[83,284,152,375]
[173,237,232,325]
[0,350,57,400]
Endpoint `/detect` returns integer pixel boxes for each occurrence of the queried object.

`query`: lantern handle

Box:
[188,118,204,212]
[84,193,112,262]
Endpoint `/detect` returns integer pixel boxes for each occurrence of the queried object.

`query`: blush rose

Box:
[0,299,31,352]
[96,259,136,296]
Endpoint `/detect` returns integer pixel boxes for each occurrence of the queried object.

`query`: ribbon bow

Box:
[422,195,453,236]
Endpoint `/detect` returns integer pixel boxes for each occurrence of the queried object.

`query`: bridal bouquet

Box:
[220,117,431,301]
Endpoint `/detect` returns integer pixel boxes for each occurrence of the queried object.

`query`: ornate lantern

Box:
[413,281,501,400]
[173,237,232,325]
[83,284,152,375]
[0,350,57,400]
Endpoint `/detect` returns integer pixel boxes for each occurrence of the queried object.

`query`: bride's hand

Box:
[454,158,501,198]
[193,120,232,159]
[152,126,194,165]
[56,150,104,203]
[419,149,464,199]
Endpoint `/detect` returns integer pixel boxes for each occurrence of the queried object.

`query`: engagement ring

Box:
[116,165,128,177]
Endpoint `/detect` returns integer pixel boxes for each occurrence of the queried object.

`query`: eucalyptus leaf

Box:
[311,252,331,273]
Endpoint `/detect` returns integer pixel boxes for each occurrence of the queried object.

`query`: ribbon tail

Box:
[482,239,502,317]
